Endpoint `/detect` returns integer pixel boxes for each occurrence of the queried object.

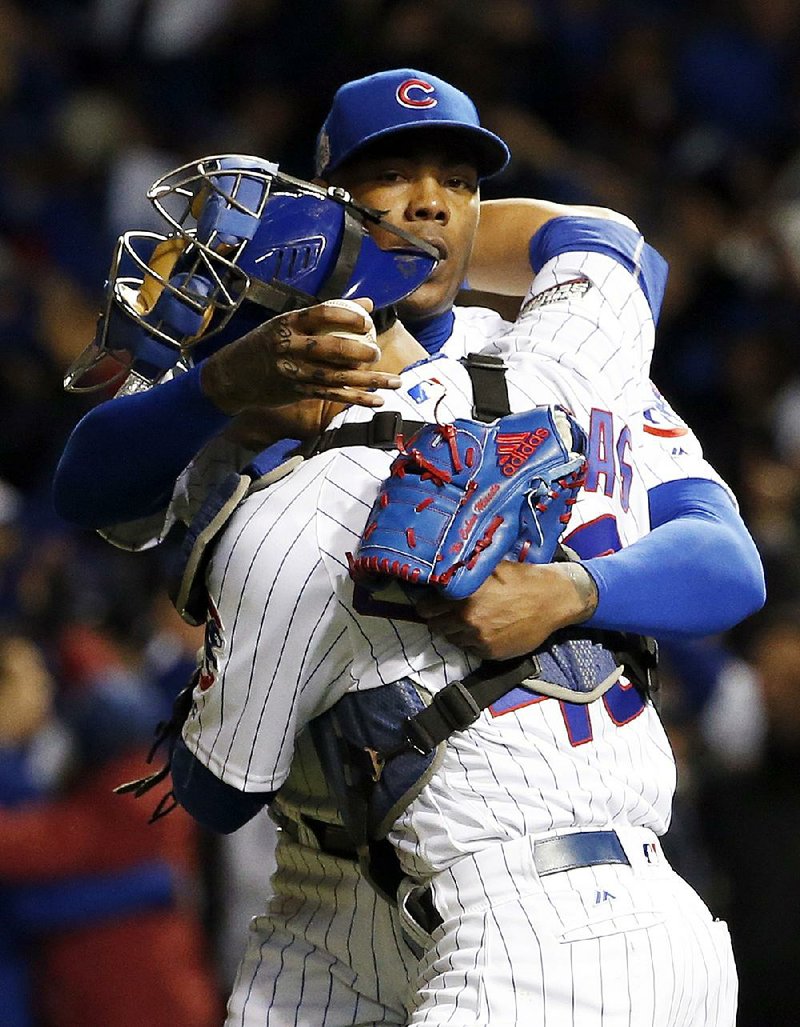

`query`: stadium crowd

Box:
[1,0,800,1023]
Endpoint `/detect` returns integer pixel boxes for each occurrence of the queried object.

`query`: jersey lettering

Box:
[557,682,647,742]
[585,409,615,497]
[584,408,634,512]
[603,677,647,725]
[564,514,622,559]
[561,700,593,745]
[643,385,690,438]
[617,423,632,512]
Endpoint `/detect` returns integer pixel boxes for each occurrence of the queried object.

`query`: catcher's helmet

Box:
[65,154,439,394]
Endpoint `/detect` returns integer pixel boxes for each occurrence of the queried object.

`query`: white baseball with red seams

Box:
[318,297,378,351]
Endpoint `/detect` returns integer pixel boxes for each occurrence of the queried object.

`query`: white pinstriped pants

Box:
[225,834,417,1026]
[401,828,737,1026]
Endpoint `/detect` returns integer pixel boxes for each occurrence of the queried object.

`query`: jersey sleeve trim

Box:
[171,736,272,833]
[528,216,669,323]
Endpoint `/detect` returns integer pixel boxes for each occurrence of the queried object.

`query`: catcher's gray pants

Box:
[225,833,416,1026]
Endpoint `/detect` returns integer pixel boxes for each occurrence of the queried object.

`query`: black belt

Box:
[532,830,630,876]
[280,818,630,878]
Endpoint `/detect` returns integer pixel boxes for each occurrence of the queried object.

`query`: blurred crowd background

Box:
[2,0,800,1023]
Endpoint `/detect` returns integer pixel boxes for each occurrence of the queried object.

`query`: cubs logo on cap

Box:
[396,78,438,109]
[315,68,510,179]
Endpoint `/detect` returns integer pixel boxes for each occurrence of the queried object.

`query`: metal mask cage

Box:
[145,154,438,318]
[62,333,134,394]
[111,230,243,346]
[148,154,278,238]
[63,228,244,393]
[65,155,439,394]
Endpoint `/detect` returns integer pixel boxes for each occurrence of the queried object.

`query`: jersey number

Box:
[489,678,645,745]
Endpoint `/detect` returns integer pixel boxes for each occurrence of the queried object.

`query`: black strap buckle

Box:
[367,410,404,449]
[404,680,483,754]
[313,410,406,456]
[464,353,506,370]
[462,352,511,422]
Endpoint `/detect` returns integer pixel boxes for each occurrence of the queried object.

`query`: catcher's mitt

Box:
[347,406,586,601]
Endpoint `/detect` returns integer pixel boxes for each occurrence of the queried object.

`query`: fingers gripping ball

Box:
[319,299,378,353]
[347,406,587,601]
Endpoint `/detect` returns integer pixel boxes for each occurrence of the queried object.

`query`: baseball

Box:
[320,298,378,355]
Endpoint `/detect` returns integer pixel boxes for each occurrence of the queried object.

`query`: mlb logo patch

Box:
[643,841,660,864]
[408,378,442,404]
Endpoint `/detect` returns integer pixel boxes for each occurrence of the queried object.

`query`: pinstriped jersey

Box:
[182,219,733,875]
[180,355,674,873]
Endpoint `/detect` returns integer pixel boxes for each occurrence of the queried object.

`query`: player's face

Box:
[330,142,480,321]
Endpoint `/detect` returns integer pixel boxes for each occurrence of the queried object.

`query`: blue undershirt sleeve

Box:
[52,365,231,528]
[171,736,273,834]
[580,478,766,638]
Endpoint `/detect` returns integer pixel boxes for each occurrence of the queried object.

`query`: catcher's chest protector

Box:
[309,678,445,903]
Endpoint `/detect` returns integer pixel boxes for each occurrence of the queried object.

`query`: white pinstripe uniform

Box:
[181,228,738,1025]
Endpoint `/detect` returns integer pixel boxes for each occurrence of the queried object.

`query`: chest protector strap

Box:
[304,626,657,904]
[462,351,512,421]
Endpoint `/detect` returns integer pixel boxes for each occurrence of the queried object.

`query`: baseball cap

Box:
[315,69,510,180]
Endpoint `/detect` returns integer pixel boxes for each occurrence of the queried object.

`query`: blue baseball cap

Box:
[315,69,510,180]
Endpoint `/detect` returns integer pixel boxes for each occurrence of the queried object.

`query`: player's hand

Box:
[200,298,402,415]
[224,398,346,449]
[413,561,599,661]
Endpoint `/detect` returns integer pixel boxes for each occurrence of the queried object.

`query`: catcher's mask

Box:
[64,154,439,394]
